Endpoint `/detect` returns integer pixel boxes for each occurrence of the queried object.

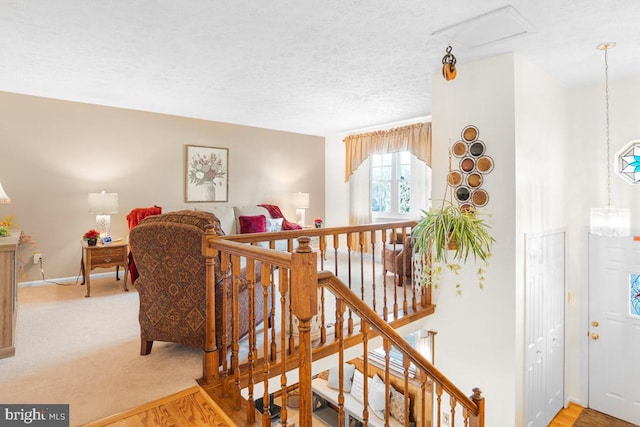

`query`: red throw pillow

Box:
[239,215,267,234]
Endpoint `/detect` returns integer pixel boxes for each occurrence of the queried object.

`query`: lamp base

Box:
[295,208,306,227]
[590,207,630,236]
[96,214,112,238]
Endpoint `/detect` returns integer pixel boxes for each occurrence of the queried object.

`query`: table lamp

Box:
[0,181,11,204]
[291,192,309,227]
[88,191,118,237]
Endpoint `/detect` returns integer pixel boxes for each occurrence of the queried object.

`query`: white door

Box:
[588,235,640,425]
[524,232,565,427]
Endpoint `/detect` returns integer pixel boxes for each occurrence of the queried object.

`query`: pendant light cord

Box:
[604,44,612,208]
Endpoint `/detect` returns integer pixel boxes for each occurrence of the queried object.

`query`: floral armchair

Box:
[129,210,266,355]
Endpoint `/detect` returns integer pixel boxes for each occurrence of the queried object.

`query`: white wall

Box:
[513,55,569,423]
[0,91,325,282]
[566,73,640,405]
[428,53,518,427]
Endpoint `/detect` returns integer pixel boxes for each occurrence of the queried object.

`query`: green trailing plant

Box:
[412,202,494,293]
[412,146,495,293]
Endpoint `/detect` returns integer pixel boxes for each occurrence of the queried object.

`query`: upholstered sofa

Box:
[129,209,267,355]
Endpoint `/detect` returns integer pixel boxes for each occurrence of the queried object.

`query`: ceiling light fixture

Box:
[590,42,630,237]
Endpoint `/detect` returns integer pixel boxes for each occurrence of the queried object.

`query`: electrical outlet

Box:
[442,413,450,426]
[33,252,42,264]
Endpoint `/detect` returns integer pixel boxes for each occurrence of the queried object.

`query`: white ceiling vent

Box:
[432,5,535,49]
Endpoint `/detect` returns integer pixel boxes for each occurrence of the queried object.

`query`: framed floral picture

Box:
[184,145,229,202]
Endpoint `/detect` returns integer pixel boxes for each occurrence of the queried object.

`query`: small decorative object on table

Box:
[83,229,100,246]
[0,225,9,237]
[314,218,323,228]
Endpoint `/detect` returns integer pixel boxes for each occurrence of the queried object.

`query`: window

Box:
[369,331,419,377]
[370,151,411,218]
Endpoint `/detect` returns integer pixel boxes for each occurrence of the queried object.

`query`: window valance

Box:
[344,122,432,182]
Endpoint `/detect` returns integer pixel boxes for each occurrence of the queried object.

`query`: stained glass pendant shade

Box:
[617,141,640,184]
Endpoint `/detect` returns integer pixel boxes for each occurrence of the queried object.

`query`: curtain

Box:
[410,155,431,219]
[348,158,371,250]
[344,122,432,182]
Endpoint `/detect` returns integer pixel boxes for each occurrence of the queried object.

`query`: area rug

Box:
[574,408,638,427]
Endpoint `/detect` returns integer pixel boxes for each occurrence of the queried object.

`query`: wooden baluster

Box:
[270,266,277,361]
[332,234,340,276]
[346,232,354,334]
[409,227,417,312]
[320,286,326,344]
[202,229,219,385]
[246,259,256,423]
[392,229,399,318]
[436,383,443,427]
[336,297,346,427]
[231,255,242,410]
[262,263,272,426]
[468,388,484,427]
[450,396,457,427]
[361,320,369,424]
[279,269,289,426]
[384,339,391,426]
[359,231,365,301]
[381,228,389,321]
[421,378,427,427]
[463,407,470,427]
[288,271,295,354]
[220,252,230,392]
[401,228,409,315]
[319,234,326,269]
[370,230,377,313]
[403,354,410,427]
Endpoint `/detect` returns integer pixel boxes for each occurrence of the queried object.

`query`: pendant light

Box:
[590,42,630,237]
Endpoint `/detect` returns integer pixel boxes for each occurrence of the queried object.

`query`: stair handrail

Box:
[317,269,484,422]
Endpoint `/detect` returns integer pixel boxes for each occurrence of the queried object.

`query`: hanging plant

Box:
[412,148,494,293]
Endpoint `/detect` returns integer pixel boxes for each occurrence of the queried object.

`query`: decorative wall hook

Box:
[442,45,457,81]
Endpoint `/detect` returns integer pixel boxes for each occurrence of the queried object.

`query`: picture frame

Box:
[184,144,229,202]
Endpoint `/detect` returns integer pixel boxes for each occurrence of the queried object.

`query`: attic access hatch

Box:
[432,5,535,49]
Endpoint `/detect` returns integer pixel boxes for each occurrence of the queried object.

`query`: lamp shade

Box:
[0,181,10,204]
[291,192,310,209]
[88,191,118,214]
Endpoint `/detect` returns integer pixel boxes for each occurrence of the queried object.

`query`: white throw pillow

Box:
[350,369,365,403]
[368,374,387,419]
[266,217,284,232]
[327,363,356,393]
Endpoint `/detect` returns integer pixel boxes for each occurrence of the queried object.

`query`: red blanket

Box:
[126,205,162,284]
[258,204,301,230]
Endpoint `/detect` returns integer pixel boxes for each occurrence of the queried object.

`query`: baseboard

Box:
[19,271,124,287]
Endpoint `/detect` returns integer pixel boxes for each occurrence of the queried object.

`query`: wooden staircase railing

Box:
[201,222,484,427]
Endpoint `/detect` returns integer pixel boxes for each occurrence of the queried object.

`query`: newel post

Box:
[201,225,220,385]
[291,237,318,427]
[469,387,485,427]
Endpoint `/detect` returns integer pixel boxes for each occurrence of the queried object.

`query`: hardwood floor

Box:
[548,403,584,427]
[85,385,585,427]
[84,386,232,427]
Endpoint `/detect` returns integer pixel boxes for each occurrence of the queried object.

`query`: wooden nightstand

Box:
[81,240,129,297]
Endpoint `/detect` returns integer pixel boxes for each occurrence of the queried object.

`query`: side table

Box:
[81,240,129,297]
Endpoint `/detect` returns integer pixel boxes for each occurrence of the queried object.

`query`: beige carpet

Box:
[574,408,638,427]
[0,278,202,427]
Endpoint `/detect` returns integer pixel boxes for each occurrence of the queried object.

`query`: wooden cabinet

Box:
[0,232,20,359]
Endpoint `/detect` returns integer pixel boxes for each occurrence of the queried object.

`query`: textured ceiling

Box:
[2,1,640,136]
